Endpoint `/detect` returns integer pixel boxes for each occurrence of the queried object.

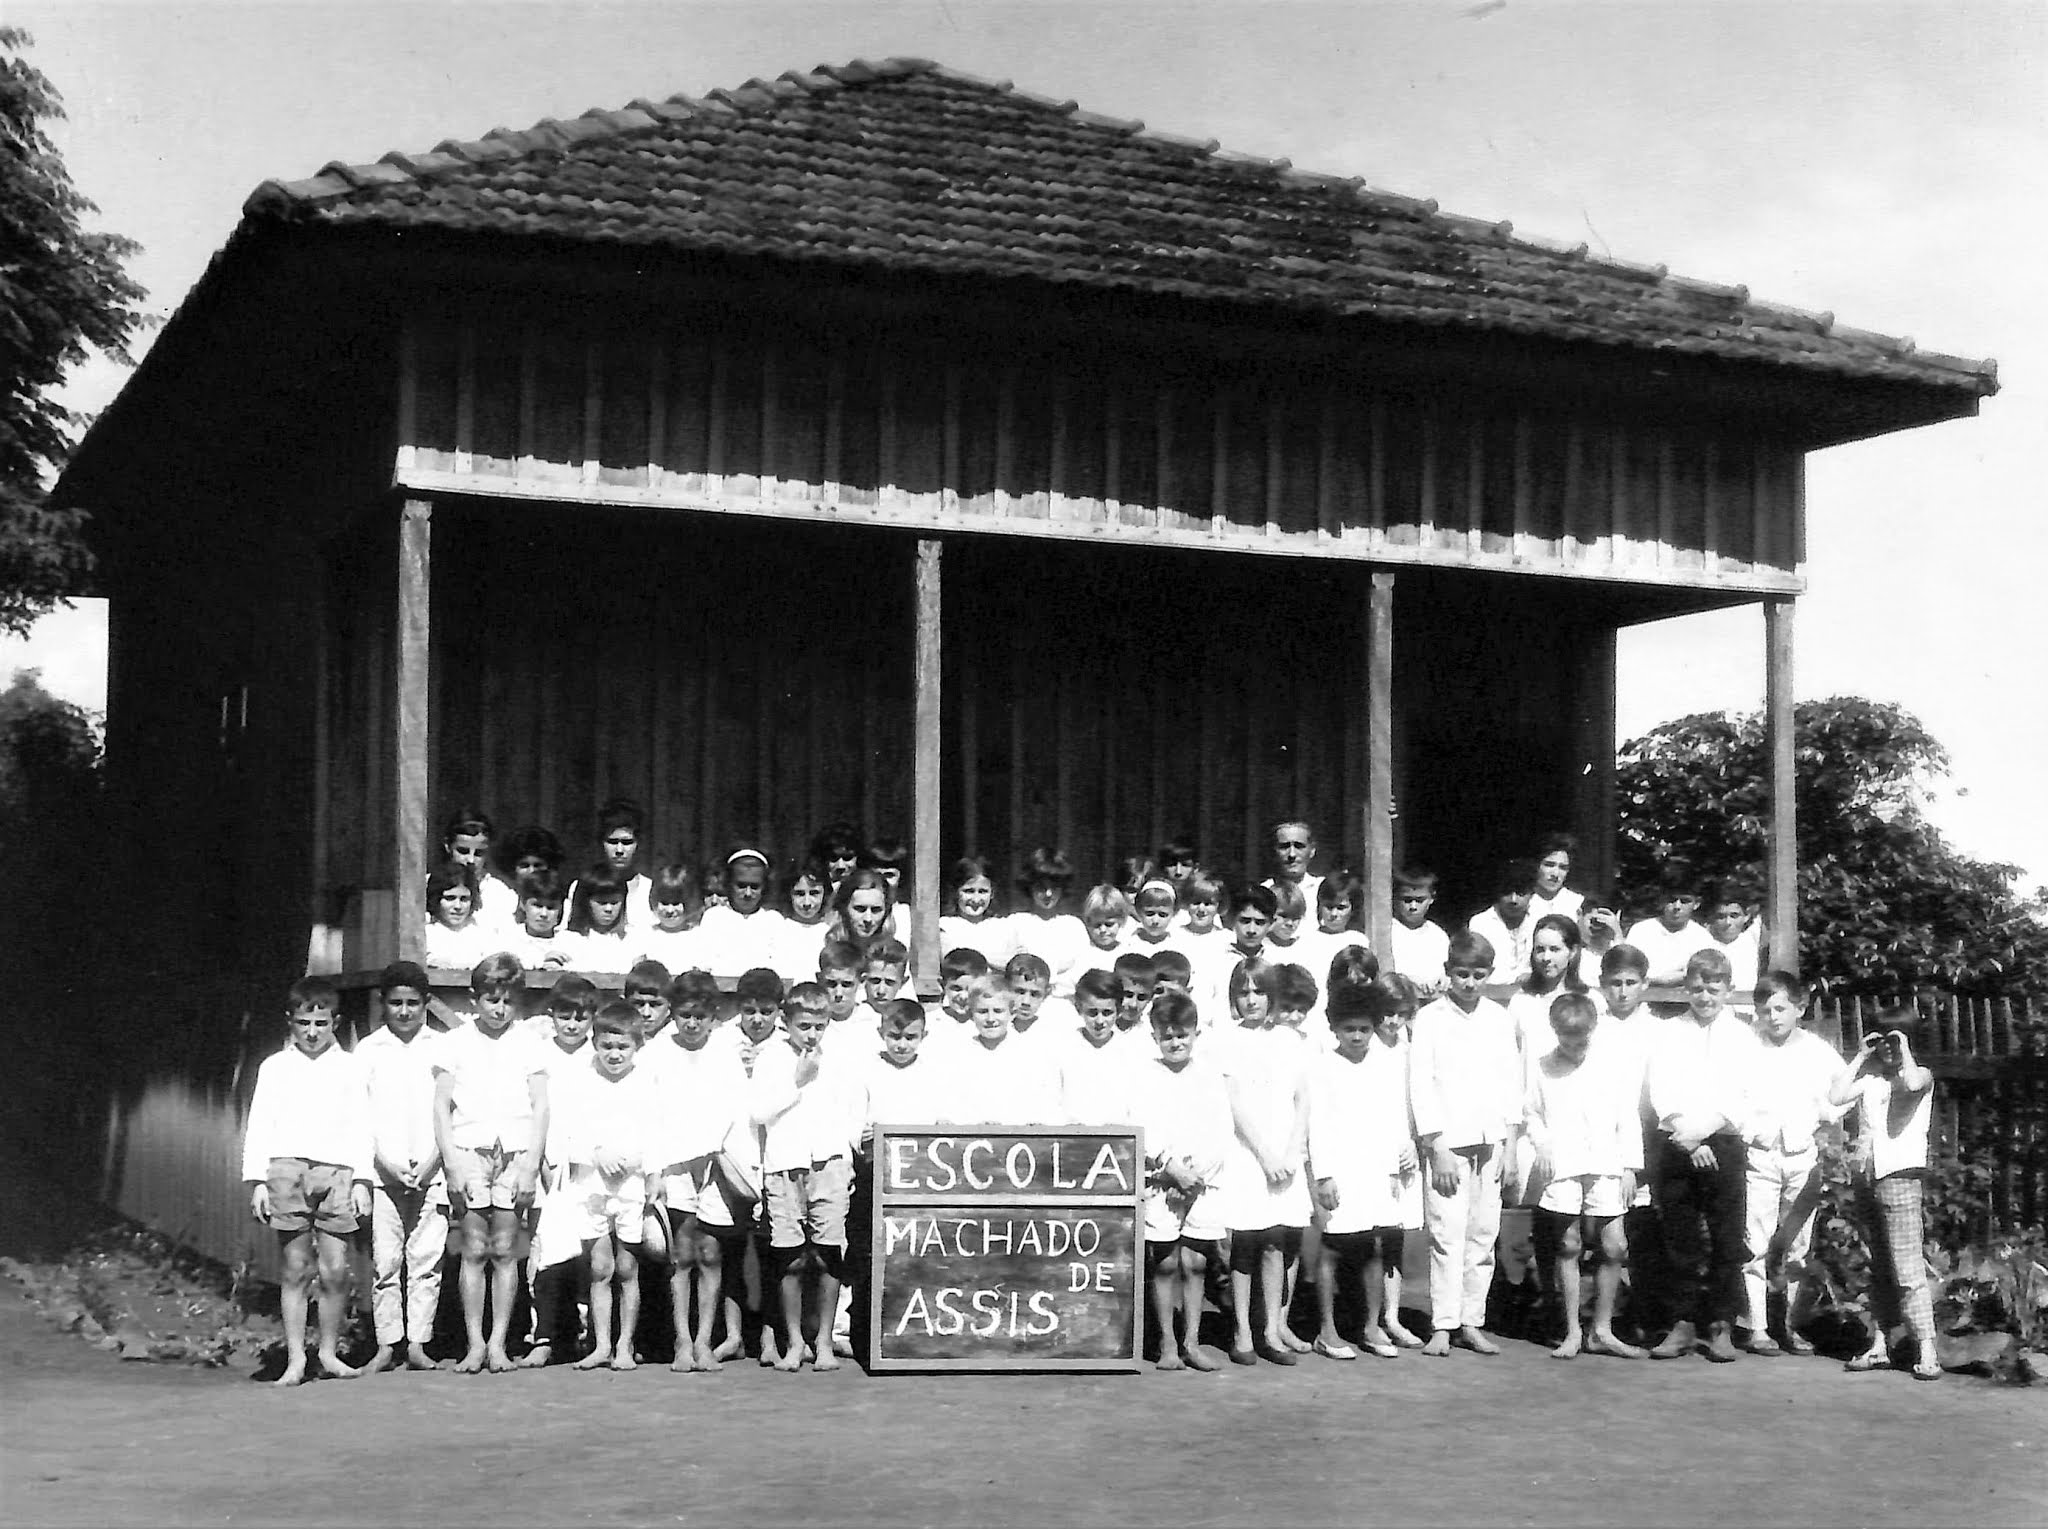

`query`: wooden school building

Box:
[54,58,1994,1256]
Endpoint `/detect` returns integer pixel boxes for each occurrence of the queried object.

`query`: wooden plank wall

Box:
[397,317,1806,594]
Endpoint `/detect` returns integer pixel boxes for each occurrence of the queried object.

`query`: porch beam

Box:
[913,538,944,985]
[1764,597,1799,974]
[1363,570,1396,958]
[395,498,433,964]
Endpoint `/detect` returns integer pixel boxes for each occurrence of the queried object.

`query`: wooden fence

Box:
[98,991,2046,1277]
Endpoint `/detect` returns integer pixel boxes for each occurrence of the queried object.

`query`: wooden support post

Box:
[913,540,944,987]
[395,499,433,965]
[1363,571,1396,958]
[1573,626,1619,899]
[1765,597,1799,974]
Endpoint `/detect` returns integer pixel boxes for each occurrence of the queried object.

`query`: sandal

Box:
[1844,1349,1891,1373]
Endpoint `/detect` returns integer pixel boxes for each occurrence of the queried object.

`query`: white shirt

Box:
[941,1033,1063,1126]
[1851,1071,1934,1180]
[939,914,1016,970]
[1385,918,1450,981]
[424,918,500,972]
[1409,994,1520,1149]
[1307,1040,1415,1233]
[852,1048,958,1137]
[357,1025,447,1182]
[550,1059,665,1176]
[1049,1026,1149,1127]
[1530,887,1585,924]
[1524,1045,1643,1180]
[240,1043,373,1182]
[502,928,575,970]
[1625,916,1715,984]
[632,925,703,976]
[1004,912,1090,998]
[432,1022,554,1151]
[694,905,790,977]
[772,919,834,983]
[642,1031,750,1168]
[1645,1009,1761,1137]
[1747,1028,1848,1154]
[1467,907,1537,985]
[562,924,635,973]
[1707,923,1763,994]
[1131,1054,1234,1240]
[750,1038,858,1171]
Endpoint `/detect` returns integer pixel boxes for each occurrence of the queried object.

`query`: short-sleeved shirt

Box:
[433,1022,554,1150]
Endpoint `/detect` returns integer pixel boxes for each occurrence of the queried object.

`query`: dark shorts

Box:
[1147,1236,1222,1268]
[266,1157,359,1234]
[1227,1224,1303,1273]
[1321,1227,1404,1263]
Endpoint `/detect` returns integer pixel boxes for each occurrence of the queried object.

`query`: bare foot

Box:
[712,1336,743,1362]
[1453,1326,1500,1356]
[273,1359,308,1388]
[1587,1331,1648,1360]
[831,1335,855,1358]
[799,1342,815,1365]
[814,1351,841,1372]
[1182,1345,1219,1372]
[1551,1333,1582,1360]
[316,1352,362,1379]
[404,1342,437,1371]
[1156,1351,1186,1371]
[573,1348,612,1371]
[758,1333,781,1369]
[484,1344,515,1374]
[518,1341,554,1370]
[364,1345,398,1374]
[670,1352,694,1373]
[454,1346,488,1374]
[1421,1329,1451,1356]
[773,1348,803,1373]
[609,1353,637,1372]
[694,1345,721,1372]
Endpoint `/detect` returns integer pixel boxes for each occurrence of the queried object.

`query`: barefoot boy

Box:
[433,956,552,1373]
[554,1003,664,1370]
[1524,993,1647,1360]
[241,976,373,1385]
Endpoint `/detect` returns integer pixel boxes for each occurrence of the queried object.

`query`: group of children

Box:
[246,809,1940,1383]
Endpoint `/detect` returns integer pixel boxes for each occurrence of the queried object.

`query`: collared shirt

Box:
[240,1043,373,1182]
[750,1038,859,1172]
[1645,1008,1761,1136]
[642,1031,750,1168]
[1468,908,1536,984]
[941,1033,1064,1126]
[432,1022,553,1151]
[1385,918,1450,981]
[852,1048,958,1137]
[1049,1025,1149,1128]
[1409,994,1520,1149]
[1747,1029,1848,1154]
[550,1059,665,1176]
[1525,1046,1644,1180]
[357,1024,446,1179]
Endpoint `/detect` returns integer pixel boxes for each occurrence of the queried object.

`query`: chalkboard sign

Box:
[868,1126,1145,1372]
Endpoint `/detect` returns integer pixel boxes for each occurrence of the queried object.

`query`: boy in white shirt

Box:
[523,974,596,1367]
[1625,867,1710,988]
[1644,948,1759,1362]
[1054,969,1144,1125]
[357,961,446,1374]
[1386,867,1451,992]
[1832,1011,1940,1379]
[1133,990,1230,1371]
[1525,992,1647,1361]
[1111,954,1158,1037]
[1594,944,1668,1344]
[1467,858,1540,989]
[1741,971,1843,1354]
[1701,879,1764,999]
[433,953,553,1374]
[750,982,857,1372]
[1003,953,1066,1044]
[1409,931,1518,1356]
[552,1004,664,1370]
[945,975,1063,1124]
[643,968,749,1371]
[926,947,990,1049]
[241,976,372,1387]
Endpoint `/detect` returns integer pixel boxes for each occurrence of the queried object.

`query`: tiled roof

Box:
[242,57,1994,396]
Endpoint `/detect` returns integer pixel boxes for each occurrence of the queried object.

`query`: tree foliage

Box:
[0,28,145,636]
[1616,696,2048,1000]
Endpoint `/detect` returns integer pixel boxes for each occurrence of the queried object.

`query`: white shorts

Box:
[566,1167,647,1244]
[1537,1173,1627,1219]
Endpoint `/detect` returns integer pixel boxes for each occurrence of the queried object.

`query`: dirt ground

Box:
[3,1280,2044,1529]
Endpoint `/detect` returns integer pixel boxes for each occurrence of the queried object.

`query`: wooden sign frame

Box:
[866,1124,1145,1373]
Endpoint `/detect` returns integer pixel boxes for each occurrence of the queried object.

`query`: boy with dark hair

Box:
[242,976,372,1386]
[1468,858,1542,987]
[507,870,574,970]
[1626,864,1709,988]
[623,959,674,1042]
[1832,1010,1940,1379]
[1409,931,1517,1356]
[1645,947,1758,1361]
[929,946,991,1048]
[1111,952,1158,1033]
[1386,866,1450,990]
[750,981,857,1372]
[358,960,446,1373]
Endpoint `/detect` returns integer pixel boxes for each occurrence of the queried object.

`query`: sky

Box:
[6,0,2044,889]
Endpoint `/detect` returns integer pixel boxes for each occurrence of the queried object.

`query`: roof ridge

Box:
[234,55,1997,383]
